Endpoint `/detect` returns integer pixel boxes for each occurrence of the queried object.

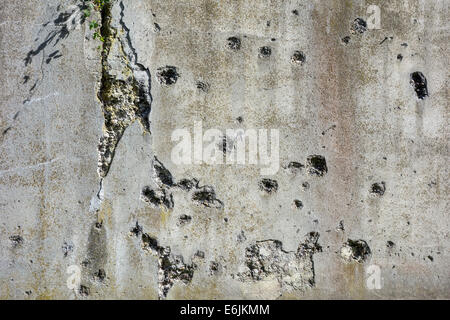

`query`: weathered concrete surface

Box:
[0,0,449,299]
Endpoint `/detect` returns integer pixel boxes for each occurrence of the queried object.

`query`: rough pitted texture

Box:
[0,0,449,300]
[239,233,322,292]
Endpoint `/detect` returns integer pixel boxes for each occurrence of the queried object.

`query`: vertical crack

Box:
[96,0,152,178]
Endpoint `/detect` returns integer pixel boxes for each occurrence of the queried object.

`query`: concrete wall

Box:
[0,0,448,299]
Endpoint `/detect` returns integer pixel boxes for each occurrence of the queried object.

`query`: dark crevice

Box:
[97,0,152,178]
[141,233,195,299]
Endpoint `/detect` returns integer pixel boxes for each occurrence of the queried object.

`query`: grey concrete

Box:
[0,0,448,299]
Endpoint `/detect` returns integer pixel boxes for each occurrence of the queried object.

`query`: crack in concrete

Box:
[96,0,152,178]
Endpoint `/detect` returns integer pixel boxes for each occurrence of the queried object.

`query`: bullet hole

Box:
[371,182,386,196]
[153,22,160,32]
[236,116,243,123]
[195,251,205,259]
[227,36,241,51]
[341,36,351,44]
[293,200,303,209]
[266,21,271,27]
[258,178,278,193]
[130,221,143,237]
[428,256,434,262]
[397,54,403,61]
[291,50,306,65]
[271,38,276,42]
[95,269,106,282]
[176,178,198,191]
[209,261,220,275]
[81,260,90,268]
[141,187,174,209]
[302,182,310,190]
[95,222,103,229]
[192,186,223,208]
[258,46,272,58]
[387,241,395,248]
[292,9,299,15]
[9,235,23,247]
[286,161,304,173]
[340,239,371,263]
[350,18,367,34]
[307,155,328,176]
[78,285,90,296]
[337,220,345,232]
[401,43,408,47]
[196,81,210,93]
[25,290,32,296]
[153,156,174,187]
[224,217,228,223]
[237,230,247,243]
[156,66,179,86]
[142,233,159,252]
[62,241,74,258]
[178,214,192,226]
[410,71,428,99]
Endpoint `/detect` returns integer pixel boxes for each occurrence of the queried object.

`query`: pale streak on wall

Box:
[0,0,448,299]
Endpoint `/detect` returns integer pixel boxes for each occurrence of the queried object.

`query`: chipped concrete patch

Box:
[239,233,322,294]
